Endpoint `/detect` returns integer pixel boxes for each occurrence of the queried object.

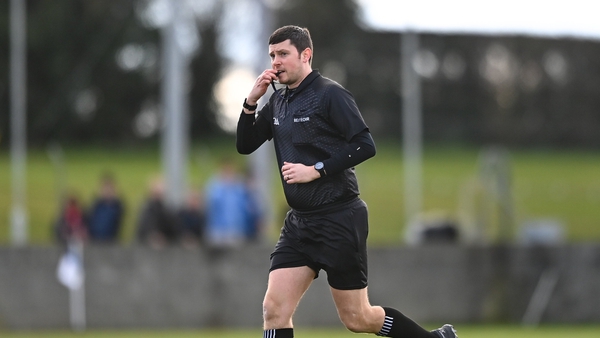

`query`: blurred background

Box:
[1,0,599,333]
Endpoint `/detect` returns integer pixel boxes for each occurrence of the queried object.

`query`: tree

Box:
[0,0,223,147]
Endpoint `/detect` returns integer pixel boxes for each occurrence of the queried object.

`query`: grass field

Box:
[2,325,600,338]
[1,140,600,245]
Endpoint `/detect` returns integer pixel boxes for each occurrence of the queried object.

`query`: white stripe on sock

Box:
[376,315,394,336]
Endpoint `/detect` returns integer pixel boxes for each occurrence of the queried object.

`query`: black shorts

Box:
[270,197,369,290]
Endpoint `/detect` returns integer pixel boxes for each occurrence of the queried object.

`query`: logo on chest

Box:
[273,117,280,125]
[293,116,310,123]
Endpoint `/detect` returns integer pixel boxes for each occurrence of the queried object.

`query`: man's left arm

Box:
[322,85,376,174]
[321,129,376,176]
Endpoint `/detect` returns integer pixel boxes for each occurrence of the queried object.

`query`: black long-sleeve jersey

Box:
[237,70,376,211]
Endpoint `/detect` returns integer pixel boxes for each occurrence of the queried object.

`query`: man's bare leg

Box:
[331,287,453,337]
[262,266,315,337]
[330,287,385,333]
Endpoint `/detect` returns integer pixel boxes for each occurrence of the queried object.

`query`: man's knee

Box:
[262,296,278,322]
[338,309,373,333]
[263,295,291,326]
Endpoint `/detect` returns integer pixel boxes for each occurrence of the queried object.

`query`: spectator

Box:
[136,176,179,249]
[203,158,262,327]
[241,168,264,242]
[178,189,205,249]
[54,192,88,245]
[87,172,124,244]
[204,158,257,250]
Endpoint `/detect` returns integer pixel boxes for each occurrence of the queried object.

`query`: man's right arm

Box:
[236,104,272,155]
[237,69,280,154]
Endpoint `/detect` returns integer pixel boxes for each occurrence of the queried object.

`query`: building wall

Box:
[0,244,598,330]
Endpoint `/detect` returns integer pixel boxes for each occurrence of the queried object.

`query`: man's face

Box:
[100,182,116,198]
[269,39,308,88]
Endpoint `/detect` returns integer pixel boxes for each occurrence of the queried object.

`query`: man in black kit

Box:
[237,25,457,338]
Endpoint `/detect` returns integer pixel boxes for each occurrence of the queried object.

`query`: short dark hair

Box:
[269,25,313,63]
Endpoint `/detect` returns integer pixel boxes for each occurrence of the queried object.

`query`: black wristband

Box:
[243,98,258,111]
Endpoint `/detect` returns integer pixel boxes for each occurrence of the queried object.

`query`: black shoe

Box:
[431,324,457,338]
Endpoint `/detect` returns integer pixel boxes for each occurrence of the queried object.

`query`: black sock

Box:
[263,328,293,338]
[376,307,437,338]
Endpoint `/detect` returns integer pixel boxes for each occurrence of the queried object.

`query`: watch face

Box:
[315,162,324,170]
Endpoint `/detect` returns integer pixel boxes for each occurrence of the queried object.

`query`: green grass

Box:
[1,141,600,245]
[1,325,600,338]
[359,145,600,244]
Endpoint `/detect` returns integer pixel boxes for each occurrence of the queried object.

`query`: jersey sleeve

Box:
[236,101,273,154]
[321,129,376,175]
[325,85,370,142]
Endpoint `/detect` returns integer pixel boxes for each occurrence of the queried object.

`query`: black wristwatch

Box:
[314,162,327,177]
[243,98,258,111]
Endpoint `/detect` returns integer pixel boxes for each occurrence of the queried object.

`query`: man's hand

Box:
[244,69,280,113]
[281,161,320,184]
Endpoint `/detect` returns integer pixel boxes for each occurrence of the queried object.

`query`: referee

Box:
[236,25,457,338]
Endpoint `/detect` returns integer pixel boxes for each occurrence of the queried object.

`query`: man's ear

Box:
[302,48,312,63]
